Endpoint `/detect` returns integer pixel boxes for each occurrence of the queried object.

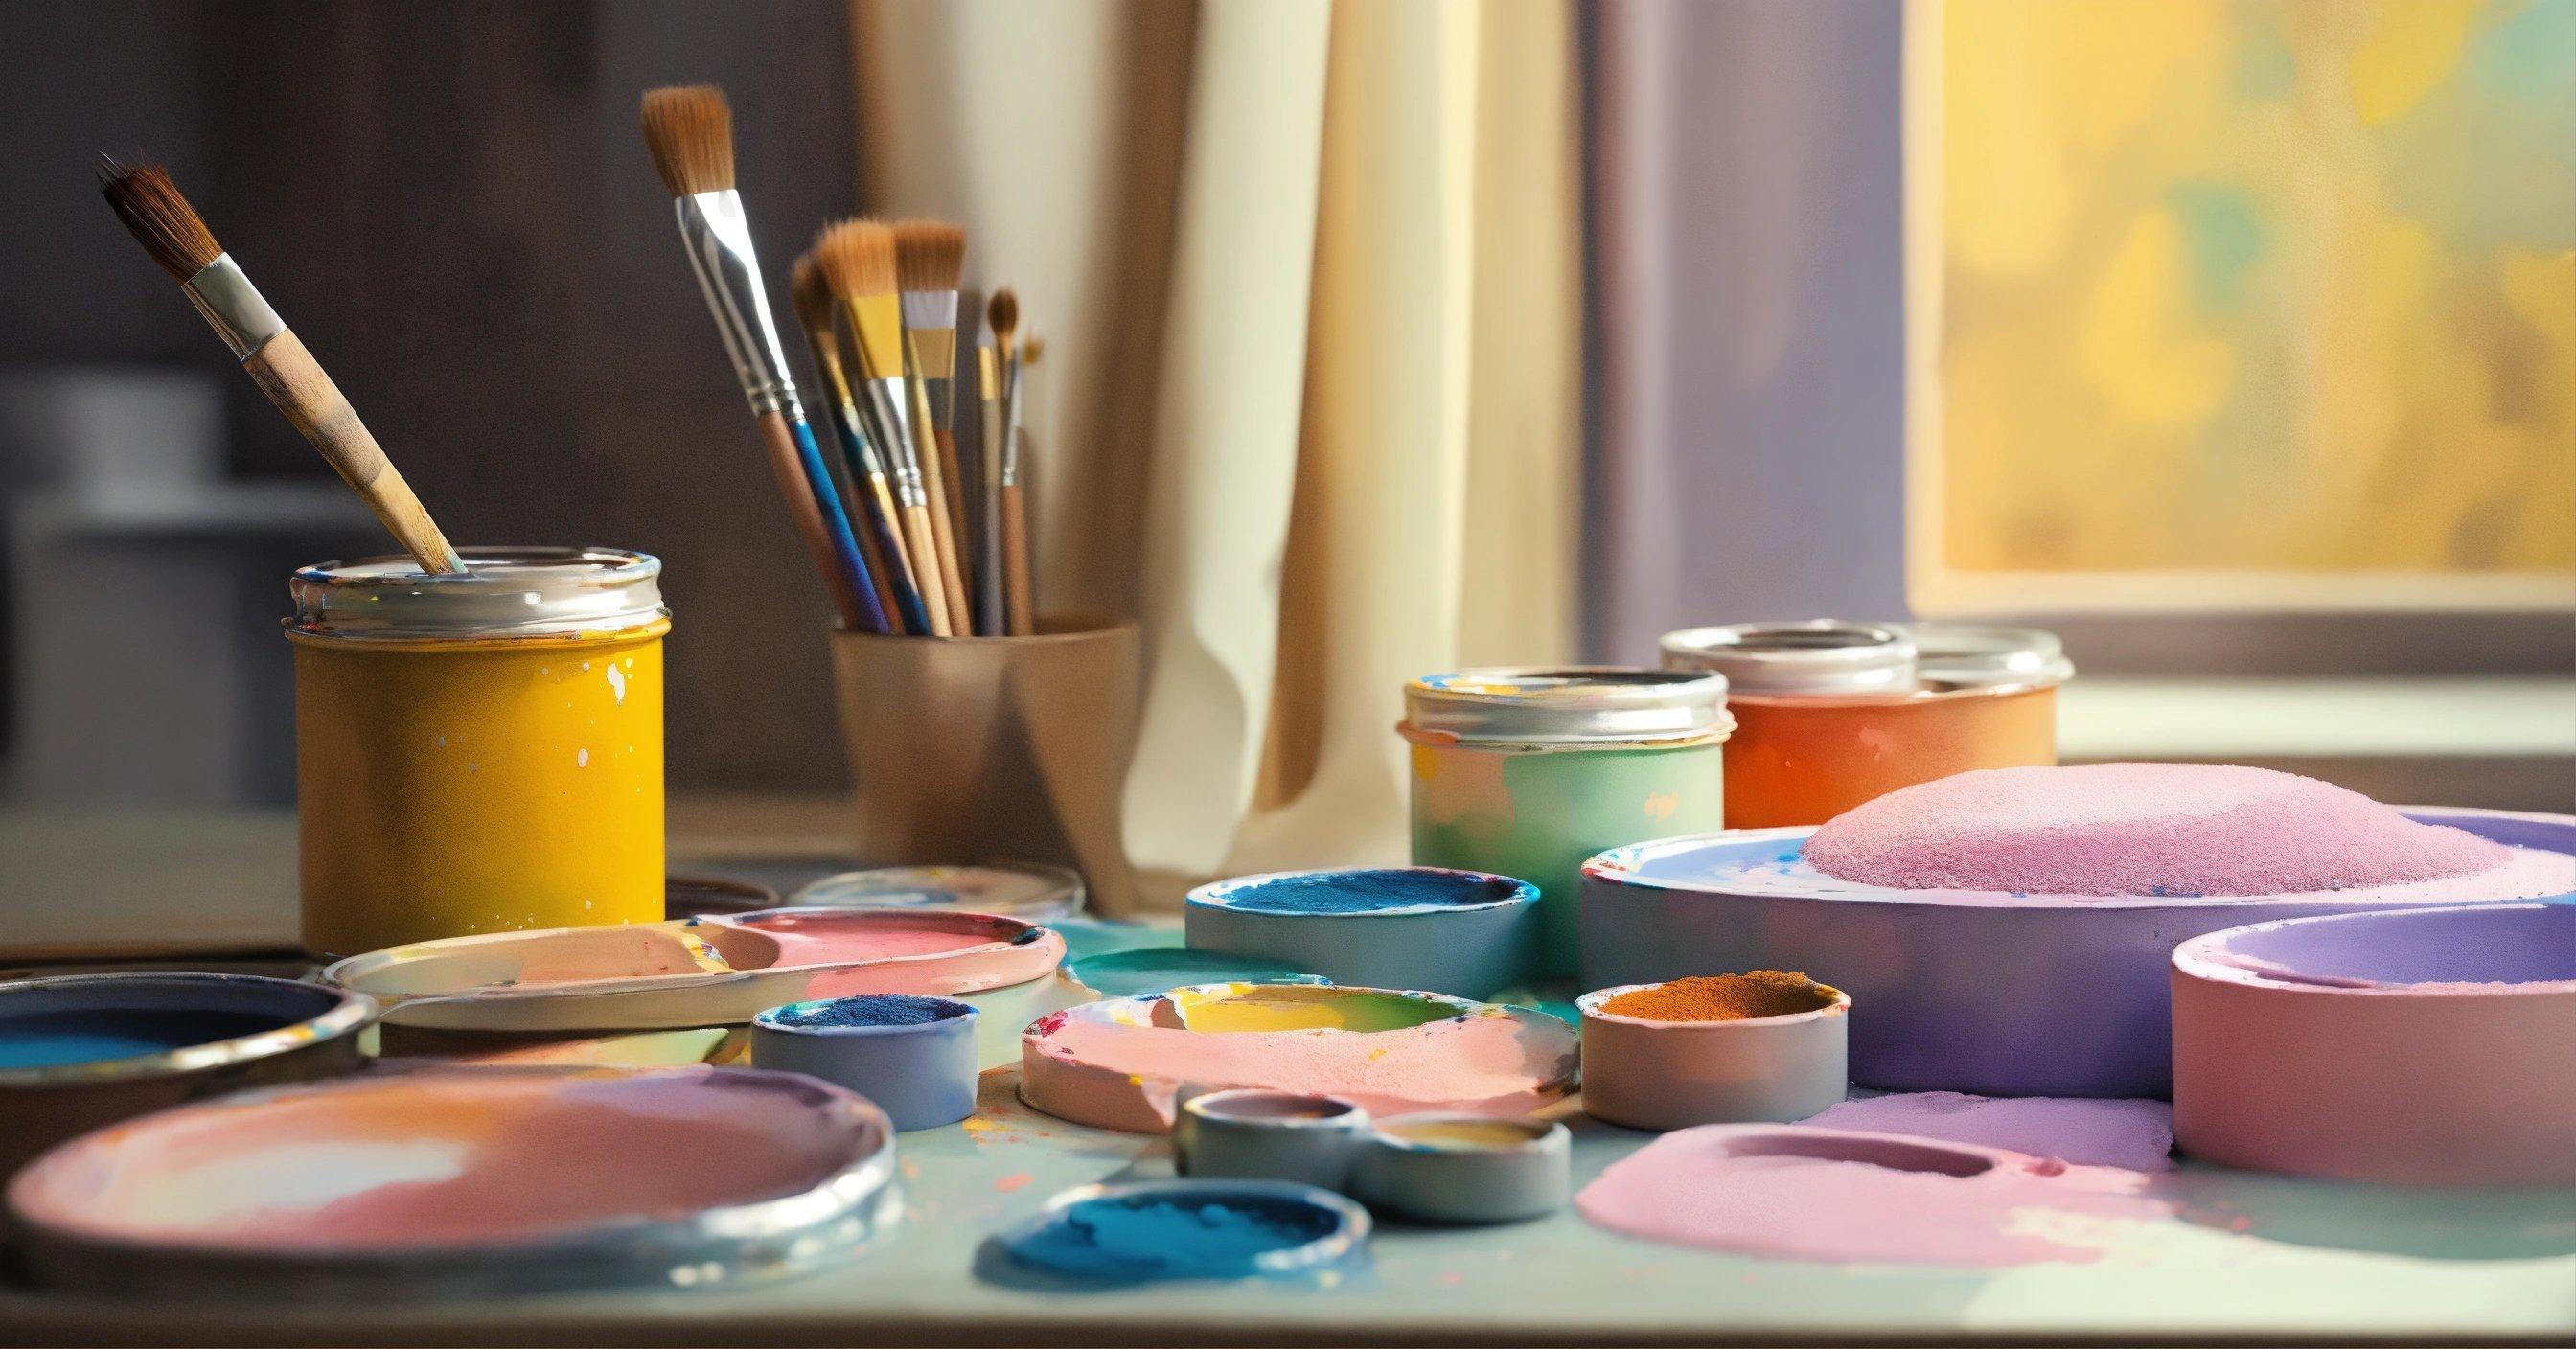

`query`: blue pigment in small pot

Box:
[752,994,979,1131]
[1184,867,1541,998]
[0,1008,297,1070]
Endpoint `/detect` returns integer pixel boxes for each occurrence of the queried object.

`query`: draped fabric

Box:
[851,0,1580,910]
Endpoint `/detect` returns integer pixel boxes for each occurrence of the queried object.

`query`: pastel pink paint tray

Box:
[322,908,1065,1036]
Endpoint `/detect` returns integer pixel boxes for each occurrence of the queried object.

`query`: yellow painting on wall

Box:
[1908,0,2575,611]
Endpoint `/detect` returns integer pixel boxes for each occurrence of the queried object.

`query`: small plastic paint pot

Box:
[1577,979,1850,1131]
[793,862,1087,921]
[1060,948,1331,1002]
[1000,1178,1369,1283]
[0,972,376,1180]
[1348,1113,1571,1224]
[1173,1088,1370,1190]
[1185,867,1541,999]
[663,874,782,919]
[752,994,979,1131]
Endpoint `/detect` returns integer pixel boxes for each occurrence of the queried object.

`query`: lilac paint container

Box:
[1581,808,2576,1097]
[752,994,979,1131]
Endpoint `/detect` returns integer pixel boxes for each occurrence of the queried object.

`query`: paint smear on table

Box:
[1806,1093,2174,1172]
[1577,1126,2171,1267]
[9,1066,875,1252]
[1806,764,2518,896]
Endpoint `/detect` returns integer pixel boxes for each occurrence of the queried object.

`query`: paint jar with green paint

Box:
[1401,669,1733,979]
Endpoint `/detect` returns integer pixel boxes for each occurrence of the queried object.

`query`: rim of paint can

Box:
[4,1065,898,1298]
[1366,1112,1568,1155]
[754,994,980,1037]
[1892,622,2073,692]
[1181,1088,1369,1128]
[1000,1178,1369,1280]
[1657,621,1915,696]
[1187,867,1539,919]
[288,546,666,642]
[0,973,377,1087]
[1062,948,1332,999]
[1400,666,1733,747]
[2174,903,2576,994]
[1576,979,1852,1030]
[791,862,1087,920]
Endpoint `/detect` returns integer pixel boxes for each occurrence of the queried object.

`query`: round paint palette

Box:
[792,863,1086,921]
[5,1065,896,1299]
[1000,1178,1368,1283]
[1060,947,1330,1000]
[1579,808,2576,1097]
[1020,982,1578,1133]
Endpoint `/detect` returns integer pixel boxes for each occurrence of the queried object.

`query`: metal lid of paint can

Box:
[1893,623,2073,691]
[287,546,666,642]
[1399,667,1733,747]
[1658,621,1916,696]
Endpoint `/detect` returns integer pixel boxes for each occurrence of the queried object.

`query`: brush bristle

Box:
[639,85,736,196]
[892,219,966,294]
[98,157,220,281]
[790,252,834,338]
[815,219,899,299]
[986,288,1019,343]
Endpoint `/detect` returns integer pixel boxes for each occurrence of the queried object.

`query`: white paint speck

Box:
[576,747,589,767]
[581,661,591,672]
[606,663,628,705]
[435,735,446,748]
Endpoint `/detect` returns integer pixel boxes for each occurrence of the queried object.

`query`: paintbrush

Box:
[893,220,974,637]
[793,251,930,635]
[639,85,887,635]
[816,218,954,636]
[980,289,1018,636]
[98,159,466,575]
[1000,326,1039,637]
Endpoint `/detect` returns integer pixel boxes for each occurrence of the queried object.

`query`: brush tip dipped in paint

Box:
[638,84,735,196]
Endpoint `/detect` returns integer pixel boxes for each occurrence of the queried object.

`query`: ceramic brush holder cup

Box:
[828,614,1141,914]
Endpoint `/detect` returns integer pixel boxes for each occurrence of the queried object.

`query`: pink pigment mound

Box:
[1804,763,2511,897]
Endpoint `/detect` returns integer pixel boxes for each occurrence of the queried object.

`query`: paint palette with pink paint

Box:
[1582,764,2576,1097]
[322,907,1067,1039]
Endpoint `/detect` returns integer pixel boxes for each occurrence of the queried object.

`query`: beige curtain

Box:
[853,0,1580,910]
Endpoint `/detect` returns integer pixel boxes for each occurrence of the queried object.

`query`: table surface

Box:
[2,808,2571,1346]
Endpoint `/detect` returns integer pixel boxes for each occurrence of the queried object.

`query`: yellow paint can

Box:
[288,547,669,957]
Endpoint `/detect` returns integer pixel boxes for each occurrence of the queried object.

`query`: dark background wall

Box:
[2,0,867,792]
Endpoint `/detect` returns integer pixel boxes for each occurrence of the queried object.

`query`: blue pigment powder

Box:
[1210,868,1528,915]
[764,994,970,1029]
[1011,1195,1344,1281]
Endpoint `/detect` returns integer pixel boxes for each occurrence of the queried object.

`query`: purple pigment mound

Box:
[1204,868,1530,915]
[764,994,972,1029]
[1804,763,2510,898]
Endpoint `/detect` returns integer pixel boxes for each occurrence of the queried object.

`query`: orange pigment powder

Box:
[1600,971,1840,1022]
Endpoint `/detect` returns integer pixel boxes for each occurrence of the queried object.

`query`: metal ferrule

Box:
[181,255,285,359]
[999,359,1026,487]
[862,375,924,502]
[836,396,889,477]
[673,191,799,418]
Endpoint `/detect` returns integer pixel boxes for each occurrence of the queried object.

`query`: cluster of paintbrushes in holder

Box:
[641,85,1139,911]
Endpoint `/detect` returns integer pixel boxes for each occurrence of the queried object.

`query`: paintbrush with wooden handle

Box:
[640,84,887,634]
[817,218,954,636]
[99,158,466,575]
[893,220,975,637]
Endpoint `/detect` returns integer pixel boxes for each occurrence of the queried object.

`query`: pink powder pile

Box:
[1576,1126,2171,1267]
[1804,763,2510,897]
[1805,1092,2174,1172]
